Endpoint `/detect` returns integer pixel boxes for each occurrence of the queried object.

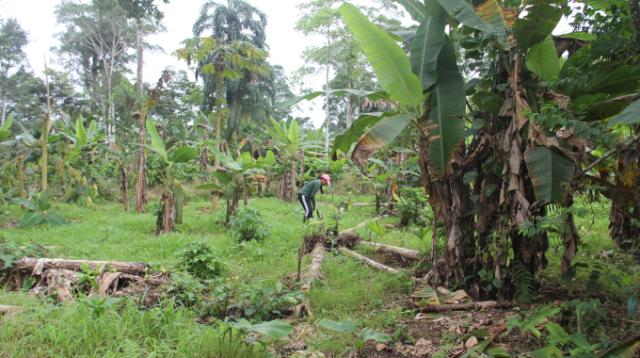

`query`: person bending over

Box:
[297,174,331,223]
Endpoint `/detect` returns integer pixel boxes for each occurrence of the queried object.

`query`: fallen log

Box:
[351,202,376,207]
[13,257,149,275]
[302,243,326,290]
[339,216,385,235]
[338,247,401,274]
[0,305,22,315]
[359,241,423,260]
[421,301,513,312]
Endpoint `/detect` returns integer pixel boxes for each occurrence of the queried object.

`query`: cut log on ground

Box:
[339,216,385,235]
[421,301,513,312]
[302,243,326,291]
[13,257,149,275]
[338,247,401,274]
[351,202,376,207]
[359,241,423,260]
[0,305,22,315]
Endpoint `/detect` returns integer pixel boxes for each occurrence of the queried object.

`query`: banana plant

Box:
[198,148,265,225]
[57,115,104,206]
[333,1,470,177]
[267,118,301,202]
[145,119,198,234]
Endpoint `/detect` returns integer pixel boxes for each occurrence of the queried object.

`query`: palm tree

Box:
[177,37,269,168]
[191,0,271,146]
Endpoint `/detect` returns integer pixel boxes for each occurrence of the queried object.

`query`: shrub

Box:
[230,207,269,242]
[396,187,428,226]
[0,238,47,282]
[176,241,224,280]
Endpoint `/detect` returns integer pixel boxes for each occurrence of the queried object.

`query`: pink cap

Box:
[320,174,331,186]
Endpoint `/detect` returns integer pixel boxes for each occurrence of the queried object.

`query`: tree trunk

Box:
[608,142,640,251]
[243,178,249,206]
[338,247,401,274]
[12,257,148,275]
[421,301,513,312]
[278,163,296,202]
[16,153,25,198]
[1,98,6,127]
[200,123,209,172]
[41,62,53,193]
[609,187,640,251]
[120,164,130,212]
[630,0,640,49]
[134,121,147,212]
[358,241,423,260]
[156,189,175,234]
[135,19,144,97]
[324,63,330,158]
[107,63,115,143]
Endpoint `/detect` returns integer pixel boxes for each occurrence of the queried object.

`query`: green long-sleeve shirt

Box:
[298,179,323,199]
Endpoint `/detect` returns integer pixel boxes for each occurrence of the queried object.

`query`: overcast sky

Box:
[0,0,573,128]
[0,0,329,126]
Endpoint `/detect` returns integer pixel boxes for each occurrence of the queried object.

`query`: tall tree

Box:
[116,0,167,213]
[0,18,28,126]
[295,0,401,155]
[55,0,136,143]
[192,0,272,144]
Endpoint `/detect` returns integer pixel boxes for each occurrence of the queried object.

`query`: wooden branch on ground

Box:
[302,243,326,291]
[359,241,423,260]
[338,247,400,274]
[421,301,513,312]
[13,257,149,275]
[351,202,376,207]
[0,305,22,315]
[339,216,385,235]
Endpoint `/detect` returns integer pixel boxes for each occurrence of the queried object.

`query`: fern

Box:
[507,305,561,337]
[514,262,536,304]
[545,322,571,348]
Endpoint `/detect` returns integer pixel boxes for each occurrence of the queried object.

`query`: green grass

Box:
[0,193,637,357]
[0,194,411,357]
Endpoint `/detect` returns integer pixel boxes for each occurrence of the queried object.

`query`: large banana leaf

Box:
[436,0,494,33]
[351,114,414,165]
[145,119,168,163]
[332,112,394,159]
[288,119,300,153]
[608,99,640,127]
[513,0,564,50]
[340,3,422,106]
[524,146,575,203]
[409,3,446,90]
[392,0,427,23]
[475,0,510,31]
[75,116,87,146]
[526,36,560,82]
[170,146,198,163]
[429,40,466,177]
[277,89,388,110]
[0,114,14,141]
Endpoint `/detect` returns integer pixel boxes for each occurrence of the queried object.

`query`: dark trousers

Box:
[298,194,315,222]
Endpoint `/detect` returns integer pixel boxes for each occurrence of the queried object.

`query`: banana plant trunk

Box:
[416,134,473,288]
[120,164,130,212]
[608,141,640,251]
[277,161,297,202]
[225,183,241,225]
[134,117,147,213]
[156,168,175,234]
[17,153,25,198]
